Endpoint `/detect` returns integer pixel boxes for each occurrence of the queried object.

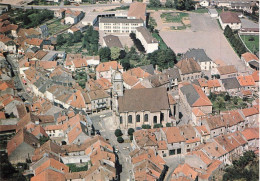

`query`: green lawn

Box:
[152,33,168,50]
[46,19,70,36]
[171,26,186,30]
[240,35,259,54]
[160,12,189,23]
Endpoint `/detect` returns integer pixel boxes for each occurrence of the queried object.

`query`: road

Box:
[90,112,133,181]
[11,3,127,10]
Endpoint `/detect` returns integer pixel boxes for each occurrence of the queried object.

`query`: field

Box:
[240,35,259,54]
[160,12,189,23]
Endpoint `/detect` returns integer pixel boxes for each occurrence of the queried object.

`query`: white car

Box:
[100,115,106,118]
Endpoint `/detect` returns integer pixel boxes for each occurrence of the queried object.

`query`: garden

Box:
[240,35,259,55]
[45,19,70,36]
[209,93,253,113]
[160,12,190,30]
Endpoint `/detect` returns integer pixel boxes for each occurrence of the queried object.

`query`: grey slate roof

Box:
[136,26,158,44]
[103,35,123,49]
[118,87,169,112]
[99,17,143,24]
[221,77,241,90]
[180,84,200,107]
[163,67,182,82]
[183,49,212,63]
[140,64,155,75]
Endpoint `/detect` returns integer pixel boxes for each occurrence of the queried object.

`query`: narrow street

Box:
[90,112,133,181]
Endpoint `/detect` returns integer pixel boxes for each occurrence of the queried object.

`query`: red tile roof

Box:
[241,107,258,117]
[237,75,255,86]
[220,11,241,23]
[241,127,259,140]
[25,38,43,46]
[128,2,146,21]
[31,169,65,181]
[96,61,122,72]
[207,79,221,88]
[162,127,185,143]
[251,71,259,82]
[192,84,212,107]
[242,52,259,62]
[34,158,69,175]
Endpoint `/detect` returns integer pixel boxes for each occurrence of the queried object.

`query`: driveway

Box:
[159,13,247,72]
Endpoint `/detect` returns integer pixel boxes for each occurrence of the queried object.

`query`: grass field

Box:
[240,35,259,54]
[191,8,208,13]
[160,12,189,23]
[152,33,168,50]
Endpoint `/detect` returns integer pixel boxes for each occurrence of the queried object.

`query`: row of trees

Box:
[224,25,247,56]
[149,0,195,10]
[130,33,145,53]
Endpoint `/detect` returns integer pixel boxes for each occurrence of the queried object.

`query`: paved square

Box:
[159,13,246,72]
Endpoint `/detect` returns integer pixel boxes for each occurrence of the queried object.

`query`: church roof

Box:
[118,87,169,113]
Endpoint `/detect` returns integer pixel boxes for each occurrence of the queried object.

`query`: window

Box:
[177,148,181,154]
[153,116,157,124]
[136,114,140,122]
[128,115,132,123]
[169,149,175,155]
[144,114,148,122]
[120,116,123,124]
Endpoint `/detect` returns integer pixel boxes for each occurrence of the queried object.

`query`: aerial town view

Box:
[0,0,259,180]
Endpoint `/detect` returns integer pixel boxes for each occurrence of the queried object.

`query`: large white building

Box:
[136,27,158,53]
[219,11,241,30]
[99,18,144,34]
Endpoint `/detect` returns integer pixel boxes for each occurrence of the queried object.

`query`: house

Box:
[0,34,16,53]
[209,9,218,18]
[67,121,89,144]
[25,38,43,49]
[241,128,259,151]
[37,24,49,38]
[96,61,123,82]
[31,169,66,181]
[179,83,212,122]
[122,72,140,89]
[117,87,170,129]
[182,48,216,71]
[216,65,238,79]
[195,125,211,142]
[99,18,144,34]
[208,79,222,93]
[127,2,147,25]
[88,89,111,113]
[251,70,259,89]
[176,58,202,82]
[240,107,259,128]
[68,26,80,34]
[236,75,256,91]
[7,129,39,164]
[200,0,210,6]
[241,52,259,67]
[130,148,166,180]
[64,9,84,25]
[221,77,241,94]
[136,26,158,53]
[54,9,65,19]
[240,19,259,35]
[219,11,241,30]
[103,35,123,49]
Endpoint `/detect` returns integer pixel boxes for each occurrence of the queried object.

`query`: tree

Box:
[73,31,83,43]
[149,0,161,7]
[166,123,172,127]
[233,96,238,105]
[224,25,233,38]
[130,135,133,141]
[224,94,231,101]
[98,47,111,62]
[39,136,49,145]
[110,47,121,60]
[117,136,124,143]
[114,129,123,137]
[184,0,195,10]
[128,128,135,136]
[57,34,66,46]
[142,124,151,129]
[153,124,163,128]
[165,0,174,8]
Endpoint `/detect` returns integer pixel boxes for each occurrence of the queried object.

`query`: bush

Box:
[233,96,238,105]
[142,124,151,129]
[153,124,163,128]
[128,128,135,136]
[117,136,124,143]
[114,129,123,137]
[166,123,172,127]
[67,163,88,172]
[204,76,209,80]
[224,94,231,101]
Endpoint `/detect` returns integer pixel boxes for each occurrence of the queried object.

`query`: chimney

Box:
[215,146,218,150]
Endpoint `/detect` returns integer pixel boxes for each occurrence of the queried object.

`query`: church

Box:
[111,70,171,129]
